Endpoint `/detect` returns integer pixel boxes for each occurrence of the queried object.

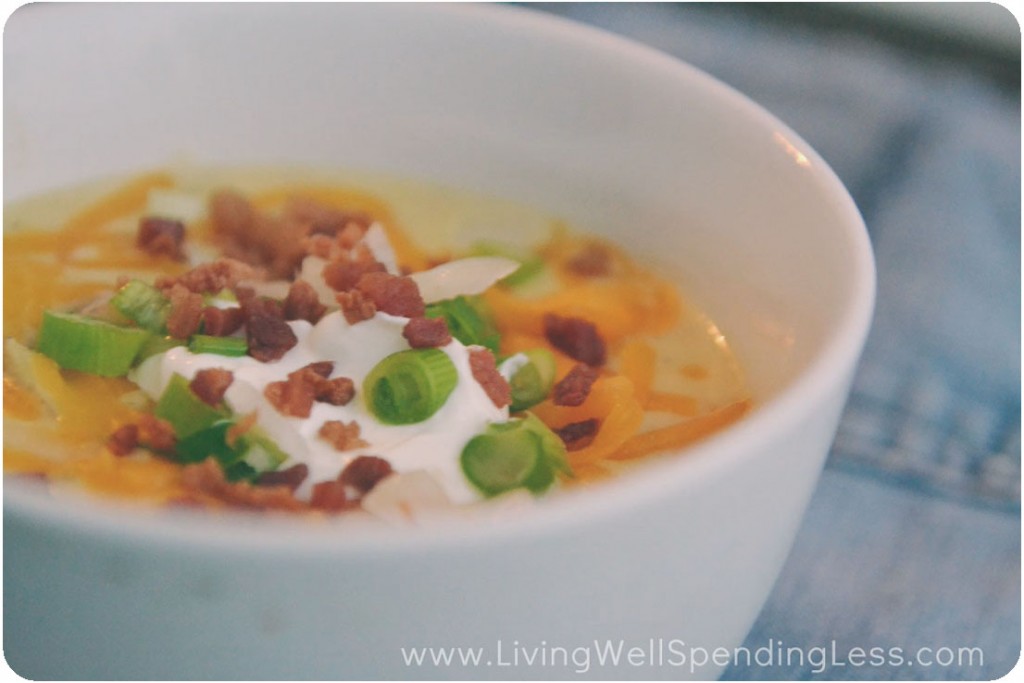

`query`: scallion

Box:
[154,373,228,439]
[363,348,458,425]
[460,413,569,496]
[508,348,557,412]
[110,280,170,333]
[188,335,248,357]
[424,296,500,354]
[36,310,152,377]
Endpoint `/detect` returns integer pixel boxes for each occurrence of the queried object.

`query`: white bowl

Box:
[3,4,874,679]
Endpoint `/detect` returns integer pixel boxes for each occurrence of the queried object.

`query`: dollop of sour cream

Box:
[131,311,509,503]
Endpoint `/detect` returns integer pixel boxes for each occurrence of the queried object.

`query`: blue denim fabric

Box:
[533,4,1021,679]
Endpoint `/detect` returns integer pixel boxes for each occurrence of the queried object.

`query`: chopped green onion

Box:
[240,430,289,472]
[424,296,500,354]
[154,373,228,439]
[363,348,458,425]
[36,310,152,377]
[460,413,569,496]
[469,240,545,288]
[173,419,287,481]
[136,335,186,363]
[188,335,248,357]
[508,348,557,412]
[110,280,170,333]
[174,419,237,463]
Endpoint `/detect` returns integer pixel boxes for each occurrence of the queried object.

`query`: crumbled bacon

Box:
[284,196,372,238]
[339,455,393,494]
[318,420,368,452]
[166,283,204,339]
[565,242,613,277]
[336,290,377,324]
[316,376,355,406]
[355,271,425,318]
[157,258,259,296]
[309,480,353,512]
[136,217,186,261]
[322,255,387,292]
[303,361,335,378]
[283,280,327,324]
[264,365,355,416]
[189,368,234,407]
[403,316,452,348]
[554,419,600,451]
[106,424,139,456]
[552,363,600,407]
[136,414,177,452]
[255,463,309,491]
[246,313,298,362]
[200,305,244,336]
[180,459,305,511]
[209,191,306,279]
[543,313,607,367]
[264,369,319,418]
[468,347,511,408]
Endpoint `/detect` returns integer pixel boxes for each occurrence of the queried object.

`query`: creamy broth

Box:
[3,167,749,516]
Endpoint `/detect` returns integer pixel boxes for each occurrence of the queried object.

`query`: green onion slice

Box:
[508,348,557,412]
[154,373,229,439]
[424,296,500,354]
[363,348,458,425]
[110,280,170,333]
[36,310,152,377]
[460,413,570,496]
[188,335,248,357]
[136,335,186,363]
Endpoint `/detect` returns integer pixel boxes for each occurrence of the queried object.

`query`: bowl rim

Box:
[3,2,876,555]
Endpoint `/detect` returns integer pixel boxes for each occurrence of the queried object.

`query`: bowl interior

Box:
[3,3,874,542]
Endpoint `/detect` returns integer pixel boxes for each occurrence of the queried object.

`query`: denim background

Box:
[533,4,1021,679]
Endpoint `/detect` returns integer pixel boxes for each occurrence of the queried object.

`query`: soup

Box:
[3,167,749,521]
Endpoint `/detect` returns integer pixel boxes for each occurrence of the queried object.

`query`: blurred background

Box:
[531,3,1020,679]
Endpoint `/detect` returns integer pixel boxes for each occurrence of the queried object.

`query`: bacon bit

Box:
[264,365,353,416]
[316,376,355,406]
[402,316,452,348]
[336,290,377,324]
[565,243,613,277]
[309,480,353,512]
[166,283,205,339]
[303,361,335,378]
[157,258,260,295]
[554,419,600,451]
[189,368,234,406]
[283,280,327,324]
[209,191,306,279]
[303,234,336,260]
[339,455,393,494]
[246,313,298,362]
[543,313,607,367]
[136,414,177,452]
[322,255,387,292]
[136,216,186,261]
[264,371,318,418]
[284,196,373,238]
[355,271,425,318]
[200,305,245,337]
[468,347,511,408]
[106,424,139,456]
[318,420,368,452]
[225,411,259,447]
[180,459,305,511]
[552,363,600,407]
[255,463,309,491]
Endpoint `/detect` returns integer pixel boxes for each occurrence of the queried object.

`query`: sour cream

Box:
[130,311,509,503]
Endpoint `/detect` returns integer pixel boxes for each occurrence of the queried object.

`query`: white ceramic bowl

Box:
[3,4,874,679]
